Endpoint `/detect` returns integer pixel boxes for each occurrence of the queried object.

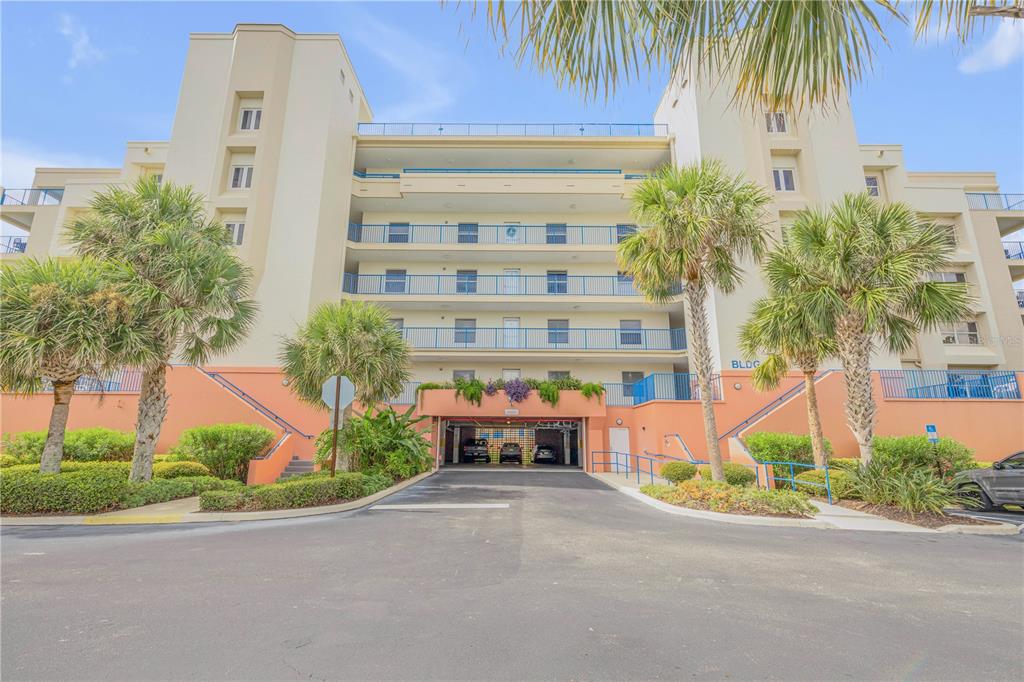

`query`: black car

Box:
[499,442,523,464]
[955,451,1024,510]
[461,438,490,463]
[533,445,558,465]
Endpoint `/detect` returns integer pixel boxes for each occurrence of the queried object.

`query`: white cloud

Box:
[57,13,105,72]
[958,19,1024,74]
[1,139,115,188]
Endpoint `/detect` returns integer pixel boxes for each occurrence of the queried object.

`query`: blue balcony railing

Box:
[603,373,722,406]
[342,273,680,297]
[353,170,400,179]
[357,122,669,137]
[1003,241,1024,260]
[0,235,28,254]
[878,369,1021,400]
[1,188,64,206]
[399,327,686,352]
[347,223,639,246]
[41,368,143,394]
[966,192,1024,211]
[402,167,624,175]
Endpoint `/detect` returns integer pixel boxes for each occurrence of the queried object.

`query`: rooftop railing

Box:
[399,327,686,352]
[347,223,639,246]
[603,373,722,406]
[40,368,143,394]
[878,369,1021,400]
[1,188,64,206]
[0,235,28,254]
[1003,241,1024,260]
[342,273,680,297]
[966,192,1024,211]
[357,122,669,137]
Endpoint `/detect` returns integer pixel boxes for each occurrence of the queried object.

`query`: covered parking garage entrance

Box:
[442,419,581,467]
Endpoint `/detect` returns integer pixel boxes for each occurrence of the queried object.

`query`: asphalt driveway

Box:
[2,469,1021,681]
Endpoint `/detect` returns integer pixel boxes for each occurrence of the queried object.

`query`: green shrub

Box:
[660,461,698,483]
[453,377,485,406]
[160,451,199,462]
[197,471,392,512]
[698,463,757,486]
[550,376,582,390]
[641,479,814,517]
[580,382,605,400]
[152,461,211,479]
[198,489,250,511]
[830,457,861,473]
[744,432,832,465]
[794,469,857,500]
[537,381,560,406]
[0,455,18,468]
[415,381,452,393]
[173,424,275,482]
[852,460,958,514]
[872,435,974,479]
[316,406,431,479]
[1,428,135,463]
[0,466,132,514]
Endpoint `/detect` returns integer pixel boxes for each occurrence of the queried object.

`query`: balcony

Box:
[1003,241,1024,260]
[0,235,28,254]
[342,273,675,298]
[0,188,64,206]
[1016,290,1024,309]
[966,192,1024,211]
[878,369,1021,400]
[399,327,686,352]
[603,373,722,406]
[357,122,669,137]
[347,223,637,246]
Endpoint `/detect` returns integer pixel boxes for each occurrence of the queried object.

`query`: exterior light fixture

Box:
[615,418,623,426]
[733,382,742,390]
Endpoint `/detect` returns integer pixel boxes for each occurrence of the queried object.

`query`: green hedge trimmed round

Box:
[698,463,757,486]
[198,472,392,512]
[152,461,211,479]
[660,461,698,483]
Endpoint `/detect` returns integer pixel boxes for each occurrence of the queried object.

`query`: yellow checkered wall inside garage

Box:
[475,427,535,464]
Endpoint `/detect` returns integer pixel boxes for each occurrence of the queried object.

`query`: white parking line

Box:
[371,503,510,510]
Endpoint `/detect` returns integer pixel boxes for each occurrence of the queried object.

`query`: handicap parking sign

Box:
[925,424,938,444]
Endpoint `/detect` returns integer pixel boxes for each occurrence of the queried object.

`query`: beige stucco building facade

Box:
[3,23,1022,397]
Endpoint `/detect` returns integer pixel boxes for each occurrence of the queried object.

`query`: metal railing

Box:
[342,273,678,297]
[0,235,28,253]
[718,370,837,441]
[347,223,639,246]
[1,188,64,206]
[199,369,314,438]
[353,170,400,179]
[402,167,624,175]
[1003,241,1024,260]
[758,460,833,504]
[1017,290,1024,309]
[357,122,669,137]
[965,192,1024,211]
[590,450,688,486]
[878,369,1021,400]
[41,368,143,393]
[399,327,686,351]
[603,373,721,406]
[388,381,421,405]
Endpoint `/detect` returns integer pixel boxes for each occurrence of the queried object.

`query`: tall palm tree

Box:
[65,177,258,481]
[767,193,972,463]
[279,301,412,474]
[619,160,771,481]
[468,1,1015,110]
[739,292,837,467]
[0,258,156,473]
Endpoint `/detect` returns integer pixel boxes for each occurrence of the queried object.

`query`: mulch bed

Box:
[835,500,998,528]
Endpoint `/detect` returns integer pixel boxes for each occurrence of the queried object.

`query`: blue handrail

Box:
[357,122,670,137]
[1003,241,1024,259]
[590,450,688,486]
[877,369,1021,400]
[758,460,832,504]
[0,235,28,253]
[353,170,400,179]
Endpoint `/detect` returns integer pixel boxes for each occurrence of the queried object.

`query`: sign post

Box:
[925,424,938,445]
[321,375,356,477]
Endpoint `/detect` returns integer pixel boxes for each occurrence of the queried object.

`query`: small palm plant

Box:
[65,177,258,481]
[619,159,771,481]
[280,301,412,474]
[0,258,156,472]
[739,292,837,467]
[769,193,972,463]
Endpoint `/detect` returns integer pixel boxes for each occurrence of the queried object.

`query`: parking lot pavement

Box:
[2,468,1022,681]
[946,507,1024,527]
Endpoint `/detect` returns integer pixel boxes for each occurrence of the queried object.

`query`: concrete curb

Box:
[0,471,435,527]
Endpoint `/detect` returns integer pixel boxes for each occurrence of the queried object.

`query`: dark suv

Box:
[461,438,490,463]
[955,451,1024,510]
[499,442,523,464]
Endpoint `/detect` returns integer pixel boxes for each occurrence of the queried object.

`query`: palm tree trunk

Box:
[684,283,725,482]
[40,380,76,474]
[802,370,828,468]
[130,365,169,482]
[835,314,875,464]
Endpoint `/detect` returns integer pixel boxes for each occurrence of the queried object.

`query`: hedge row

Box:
[641,480,814,517]
[1,428,135,463]
[198,471,392,512]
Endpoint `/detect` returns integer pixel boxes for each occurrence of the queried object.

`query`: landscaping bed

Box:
[835,500,998,529]
[641,480,815,518]
[198,471,393,512]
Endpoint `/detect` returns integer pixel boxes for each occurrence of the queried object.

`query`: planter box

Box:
[416,389,606,418]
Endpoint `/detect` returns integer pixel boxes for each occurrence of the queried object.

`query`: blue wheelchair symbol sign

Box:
[925,424,938,444]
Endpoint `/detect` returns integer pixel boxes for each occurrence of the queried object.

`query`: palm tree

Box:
[739,292,838,467]
[767,193,972,463]
[279,301,412,474]
[0,258,156,473]
[65,177,258,481]
[469,1,1013,110]
[619,160,771,481]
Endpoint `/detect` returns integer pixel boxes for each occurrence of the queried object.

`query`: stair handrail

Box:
[254,431,292,461]
[663,433,699,462]
[198,368,314,438]
[718,369,837,441]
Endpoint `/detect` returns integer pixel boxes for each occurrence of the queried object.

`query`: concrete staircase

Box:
[278,456,316,480]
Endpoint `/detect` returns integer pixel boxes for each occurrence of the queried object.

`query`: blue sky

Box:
[2,1,1022,192]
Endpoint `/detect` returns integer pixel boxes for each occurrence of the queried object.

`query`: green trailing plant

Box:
[579,382,606,401]
[537,381,560,406]
[550,376,582,390]
[416,381,452,393]
[453,377,486,406]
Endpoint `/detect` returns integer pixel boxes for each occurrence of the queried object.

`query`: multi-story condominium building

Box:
[3,24,1021,473]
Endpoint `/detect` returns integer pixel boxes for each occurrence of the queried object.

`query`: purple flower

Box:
[484,380,498,396]
[503,378,531,404]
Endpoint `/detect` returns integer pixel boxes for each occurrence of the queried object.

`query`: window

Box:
[457,223,479,244]
[940,224,958,247]
[239,108,262,131]
[547,270,568,295]
[928,272,967,283]
[772,168,796,192]
[940,321,980,345]
[616,224,637,243]
[454,319,476,344]
[502,369,521,381]
[386,222,410,243]
[765,112,787,133]
[616,271,635,295]
[1000,453,1024,470]
[622,371,644,397]
[225,222,245,246]
[547,319,569,345]
[548,371,571,381]
[384,269,407,294]
[546,223,567,245]
[152,173,163,186]
[389,318,404,330]
[456,270,478,294]
[230,166,254,189]
[619,320,642,346]
[453,370,476,382]
[865,175,880,197]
